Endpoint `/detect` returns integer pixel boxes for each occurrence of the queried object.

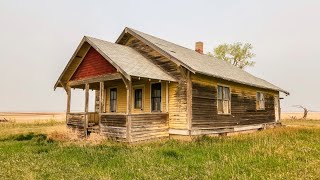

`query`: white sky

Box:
[0,0,319,112]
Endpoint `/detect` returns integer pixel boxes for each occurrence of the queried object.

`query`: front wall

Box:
[192,74,279,129]
[130,113,169,142]
[104,79,167,114]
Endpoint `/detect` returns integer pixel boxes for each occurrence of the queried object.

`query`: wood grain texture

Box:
[191,74,279,130]
[130,113,169,142]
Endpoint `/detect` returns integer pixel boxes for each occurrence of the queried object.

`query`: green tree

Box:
[210,42,256,69]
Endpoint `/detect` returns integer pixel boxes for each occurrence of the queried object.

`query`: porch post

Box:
[84,83,89,113]
[84,83,89,137]
[66,86,71,113]
[126,80,132,142]
[121,74,132,142]
[99,81,105,113]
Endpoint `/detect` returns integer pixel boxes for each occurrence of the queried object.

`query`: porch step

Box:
[87,125,100,134]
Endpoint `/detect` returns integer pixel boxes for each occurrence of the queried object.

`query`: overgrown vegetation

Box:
[0,120,319,179]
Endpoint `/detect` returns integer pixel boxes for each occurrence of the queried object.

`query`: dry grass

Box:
[282,112,320,120]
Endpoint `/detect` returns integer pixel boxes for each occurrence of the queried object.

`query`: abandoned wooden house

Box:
[54,27,289,142]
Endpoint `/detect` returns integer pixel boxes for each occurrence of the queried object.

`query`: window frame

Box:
[133,85,144,110]
[256,91,265,110]
[217,84,231,115]
[109,87,117,113]
[150,82,162,112]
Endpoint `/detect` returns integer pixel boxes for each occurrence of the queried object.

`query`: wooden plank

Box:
[68,73,122,87]
[99,81,105,113]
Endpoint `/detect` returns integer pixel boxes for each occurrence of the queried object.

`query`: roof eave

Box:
[195,71,289,95]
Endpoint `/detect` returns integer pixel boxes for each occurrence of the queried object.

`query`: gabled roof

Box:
[54,36,176,89]
[118,27,289,95]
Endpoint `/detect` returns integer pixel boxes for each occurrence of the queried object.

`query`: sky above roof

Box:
[0,0,319,112]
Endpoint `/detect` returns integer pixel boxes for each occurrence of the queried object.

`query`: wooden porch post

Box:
[121,75,132,142]
[84,83,89,137]
[99,81,105,113]
[66,86,71,113]
[85,83,89,113]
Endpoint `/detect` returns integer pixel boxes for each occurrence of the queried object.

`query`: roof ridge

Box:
[127,27,212,57]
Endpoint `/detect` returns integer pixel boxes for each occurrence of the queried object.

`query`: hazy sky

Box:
[0,0,319,112]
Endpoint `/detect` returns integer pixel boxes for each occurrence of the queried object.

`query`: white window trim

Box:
[256,91,266,110]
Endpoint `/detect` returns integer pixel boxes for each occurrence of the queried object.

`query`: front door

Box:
[274,96,280,121]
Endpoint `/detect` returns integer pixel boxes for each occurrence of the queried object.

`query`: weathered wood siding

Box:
[130,113,169,142]
[66,113,86,137]
[104,79,127,113]
[123,36,188,129]
[100,114,127,141]
[192,74,279,129]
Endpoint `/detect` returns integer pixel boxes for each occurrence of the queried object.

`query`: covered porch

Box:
[65,73,170,142]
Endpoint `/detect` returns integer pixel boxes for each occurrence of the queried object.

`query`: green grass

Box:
[0,121,320,179]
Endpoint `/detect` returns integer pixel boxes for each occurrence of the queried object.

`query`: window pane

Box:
[217,86,223,99]
[217,100,223,113]
[110,88,117,112]
[151,83,161,111]
[223,87,230,100]
[223,100,230,114]
[134,89,142,109]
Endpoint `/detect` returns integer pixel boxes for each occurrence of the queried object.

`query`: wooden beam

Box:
[68,73,122,87]
[121,74,132,142]
[84,83,89,113]
[99,81,105,113]
[66,86,71,113]
[166,82,169,113]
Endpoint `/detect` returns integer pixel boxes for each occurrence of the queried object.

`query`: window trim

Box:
[108,87,118,113]
[132,85,145,110]
[150,82,162,112]
[256,91,266,110]
[217,84,231,115]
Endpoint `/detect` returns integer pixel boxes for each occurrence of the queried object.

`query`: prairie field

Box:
[0,114,319,179]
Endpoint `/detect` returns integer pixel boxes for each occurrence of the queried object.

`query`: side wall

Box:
[192,74,279,130]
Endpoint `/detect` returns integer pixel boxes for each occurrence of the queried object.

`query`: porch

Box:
[64,74,170,142]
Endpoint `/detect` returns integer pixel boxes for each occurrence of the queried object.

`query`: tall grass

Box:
[0,121,319,179]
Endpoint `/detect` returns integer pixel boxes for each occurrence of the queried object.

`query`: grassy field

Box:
[0,120,319,179]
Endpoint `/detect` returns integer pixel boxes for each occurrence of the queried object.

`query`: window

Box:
[151,83,161,112]
[110,88,117,112]
[217,85,231,114]
[134,89,143,109]
[256,92,265,110]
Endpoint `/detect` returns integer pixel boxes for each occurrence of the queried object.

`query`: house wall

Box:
[122,35,188,129]
[70,47,117,81]
[103,79,168,114]
[191,74,279,130]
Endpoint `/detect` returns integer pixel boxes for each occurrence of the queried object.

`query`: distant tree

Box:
[209,42,256,69]
[293,105,308,119]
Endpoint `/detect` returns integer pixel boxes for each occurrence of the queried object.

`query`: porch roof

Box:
[54,36,176,89]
